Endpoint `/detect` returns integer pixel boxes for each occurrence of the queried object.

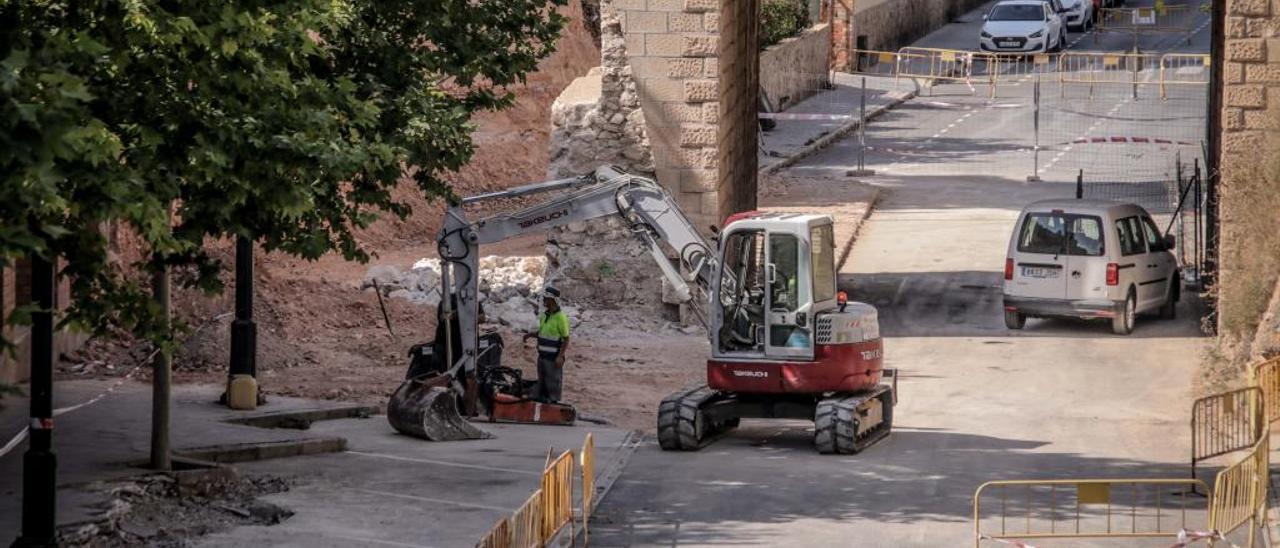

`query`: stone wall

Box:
[850,0,989,54]
[716,0,761,219]
[1218,0,1280,353]
[761,23,833,110]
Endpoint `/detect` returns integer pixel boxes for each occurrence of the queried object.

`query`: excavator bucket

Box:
[387,374,491,441]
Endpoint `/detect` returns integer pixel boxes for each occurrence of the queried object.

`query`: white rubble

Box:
[363,256,550,330]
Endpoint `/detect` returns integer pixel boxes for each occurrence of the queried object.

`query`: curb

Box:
[835,188,882,273]
[568,429,642,546]
[759,88,919,176]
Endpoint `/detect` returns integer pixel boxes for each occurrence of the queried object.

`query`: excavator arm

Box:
[437,165,722,382]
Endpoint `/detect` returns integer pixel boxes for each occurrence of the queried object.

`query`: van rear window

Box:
[1017,213,1105,256]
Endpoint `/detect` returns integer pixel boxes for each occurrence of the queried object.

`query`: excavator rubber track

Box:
[813,385,894,454]
[656,384,738,451]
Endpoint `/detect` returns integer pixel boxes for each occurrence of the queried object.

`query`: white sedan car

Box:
[1061,0,1094,31]
[979,0,1068,54]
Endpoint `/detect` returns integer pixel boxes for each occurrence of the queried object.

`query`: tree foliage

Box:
[0,0,566,349]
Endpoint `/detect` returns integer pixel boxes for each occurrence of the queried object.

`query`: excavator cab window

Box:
[717,229,767,354]
[766,233,813,358]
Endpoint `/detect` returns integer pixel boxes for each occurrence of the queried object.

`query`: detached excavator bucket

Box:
[387,375,491,441]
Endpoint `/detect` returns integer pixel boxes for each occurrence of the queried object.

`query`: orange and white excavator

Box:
[388,166,896,454]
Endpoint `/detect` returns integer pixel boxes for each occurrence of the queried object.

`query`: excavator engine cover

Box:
[387,374,490,441]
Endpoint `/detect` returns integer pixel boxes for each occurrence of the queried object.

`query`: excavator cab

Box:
[713,213,838,362]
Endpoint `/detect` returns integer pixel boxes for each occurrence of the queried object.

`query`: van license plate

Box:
[1021,266,1059,279]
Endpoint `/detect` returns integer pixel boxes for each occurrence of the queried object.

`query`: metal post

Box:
[847,76,875,177]
[150,251,171,471]
[1027,74,1043,182]
[1076,170,1084,199]
[229,235,256,380]
[13,249,57,548]
[1195,160,1203,290]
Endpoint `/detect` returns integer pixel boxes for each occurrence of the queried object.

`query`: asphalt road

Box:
[590,2,1215,546]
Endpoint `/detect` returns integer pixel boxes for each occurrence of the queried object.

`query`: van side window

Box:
[1115,217,1145,256]
[1140,217,1163,251]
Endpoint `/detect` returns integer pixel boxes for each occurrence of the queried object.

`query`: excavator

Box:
[388,165,896,454]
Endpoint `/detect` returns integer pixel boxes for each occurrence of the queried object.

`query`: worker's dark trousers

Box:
[535,355,563,403]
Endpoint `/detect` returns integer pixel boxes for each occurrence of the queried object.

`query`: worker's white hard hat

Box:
[543,287,561,301]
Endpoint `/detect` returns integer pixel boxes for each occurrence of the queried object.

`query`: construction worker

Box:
[523,287,570,403]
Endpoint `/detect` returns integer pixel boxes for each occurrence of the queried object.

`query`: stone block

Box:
[631,57,669,78]
[1228,0,1269,16]
[625,33,646,56]
[1228,17,1254,38]
[669,13,703,32]
[642,78,686,102]
[679,124,717,147]
[677,192,703,215]
[703,56,720,78]
[626,11,668,33]
[684,79,719,102]
[1244,63,1280,82]
[699,191,720,216]
[667,58,704,78]
[1269,39,1280,62]
[1222,130,1265,157]
[613,0,648,9]
[1228,39,1266,62]
[1243,109,1280,129]
[685,0,718,13]
[649,0,684,11]
[660,102,704,123]
[1225,107,1245,130]
[1227,61,1246,84]
[646,34,685,56]
[701,148,718,168]
[683,35,719,57]
[1227,84,1266,107]
[680,168,720,192]
[702,102,719,123]
[704,10,720,32]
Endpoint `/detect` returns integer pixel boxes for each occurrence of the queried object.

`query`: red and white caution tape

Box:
[757,112,856,121]
[978,534,1037,547]
[1166,528,1232,547]
[1063,136,1198,146]
[0,312,232,460]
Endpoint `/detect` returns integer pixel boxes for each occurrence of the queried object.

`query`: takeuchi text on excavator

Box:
[387,165,897,454]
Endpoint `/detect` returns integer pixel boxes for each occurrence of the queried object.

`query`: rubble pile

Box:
[364,256,551,332]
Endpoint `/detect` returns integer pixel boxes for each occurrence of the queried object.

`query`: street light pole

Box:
[13,250,58,548]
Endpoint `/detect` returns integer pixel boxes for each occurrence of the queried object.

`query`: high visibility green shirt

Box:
[538,310,570,340]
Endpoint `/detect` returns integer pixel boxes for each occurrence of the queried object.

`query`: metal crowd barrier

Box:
[540,450,575,541]
[1159,53,1211,99]
[1095,3,1199,44]
[896,47,998,97]
[1190,386,1263,486]
[580,433,595,544]
[475,433,597,548]
[1207,434,1269,546]
[1252,356,1280,424]
[1057,51,1162,98]
[972,479,1211,546]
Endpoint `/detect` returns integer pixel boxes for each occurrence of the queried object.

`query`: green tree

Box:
[0,0,566,349]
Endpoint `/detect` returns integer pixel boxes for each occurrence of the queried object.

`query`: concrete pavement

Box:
[0,380,631,547]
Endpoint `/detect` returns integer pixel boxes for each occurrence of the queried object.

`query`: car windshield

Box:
[1017,213,1105,256]
[989,4,1044,20]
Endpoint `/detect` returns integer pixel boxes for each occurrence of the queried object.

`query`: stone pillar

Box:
[716,0,760,222]
[1217,0,1280,341]
[830,0,856,71]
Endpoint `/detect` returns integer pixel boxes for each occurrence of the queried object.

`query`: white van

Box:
[1002,200,1180,335]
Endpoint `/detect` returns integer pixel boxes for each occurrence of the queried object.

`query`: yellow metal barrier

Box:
[1190,386,1263,486]
[896,47,998,97]
[580,433,595,545]
[1095,4,1200,44]
[540,450,574,541]
[848,49,902,78]
[511,490,544,548]
[477,519,510,548]
[1252,357,1280,424]
[1057,51,1162,98]
[1208,434,1269,546]
[1159,53,1211,99]
[972,479,1210,546]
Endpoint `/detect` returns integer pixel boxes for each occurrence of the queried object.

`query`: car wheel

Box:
[1112,289,1136,335]
[1004,310,1026,330]
[1160,276,1179,319]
